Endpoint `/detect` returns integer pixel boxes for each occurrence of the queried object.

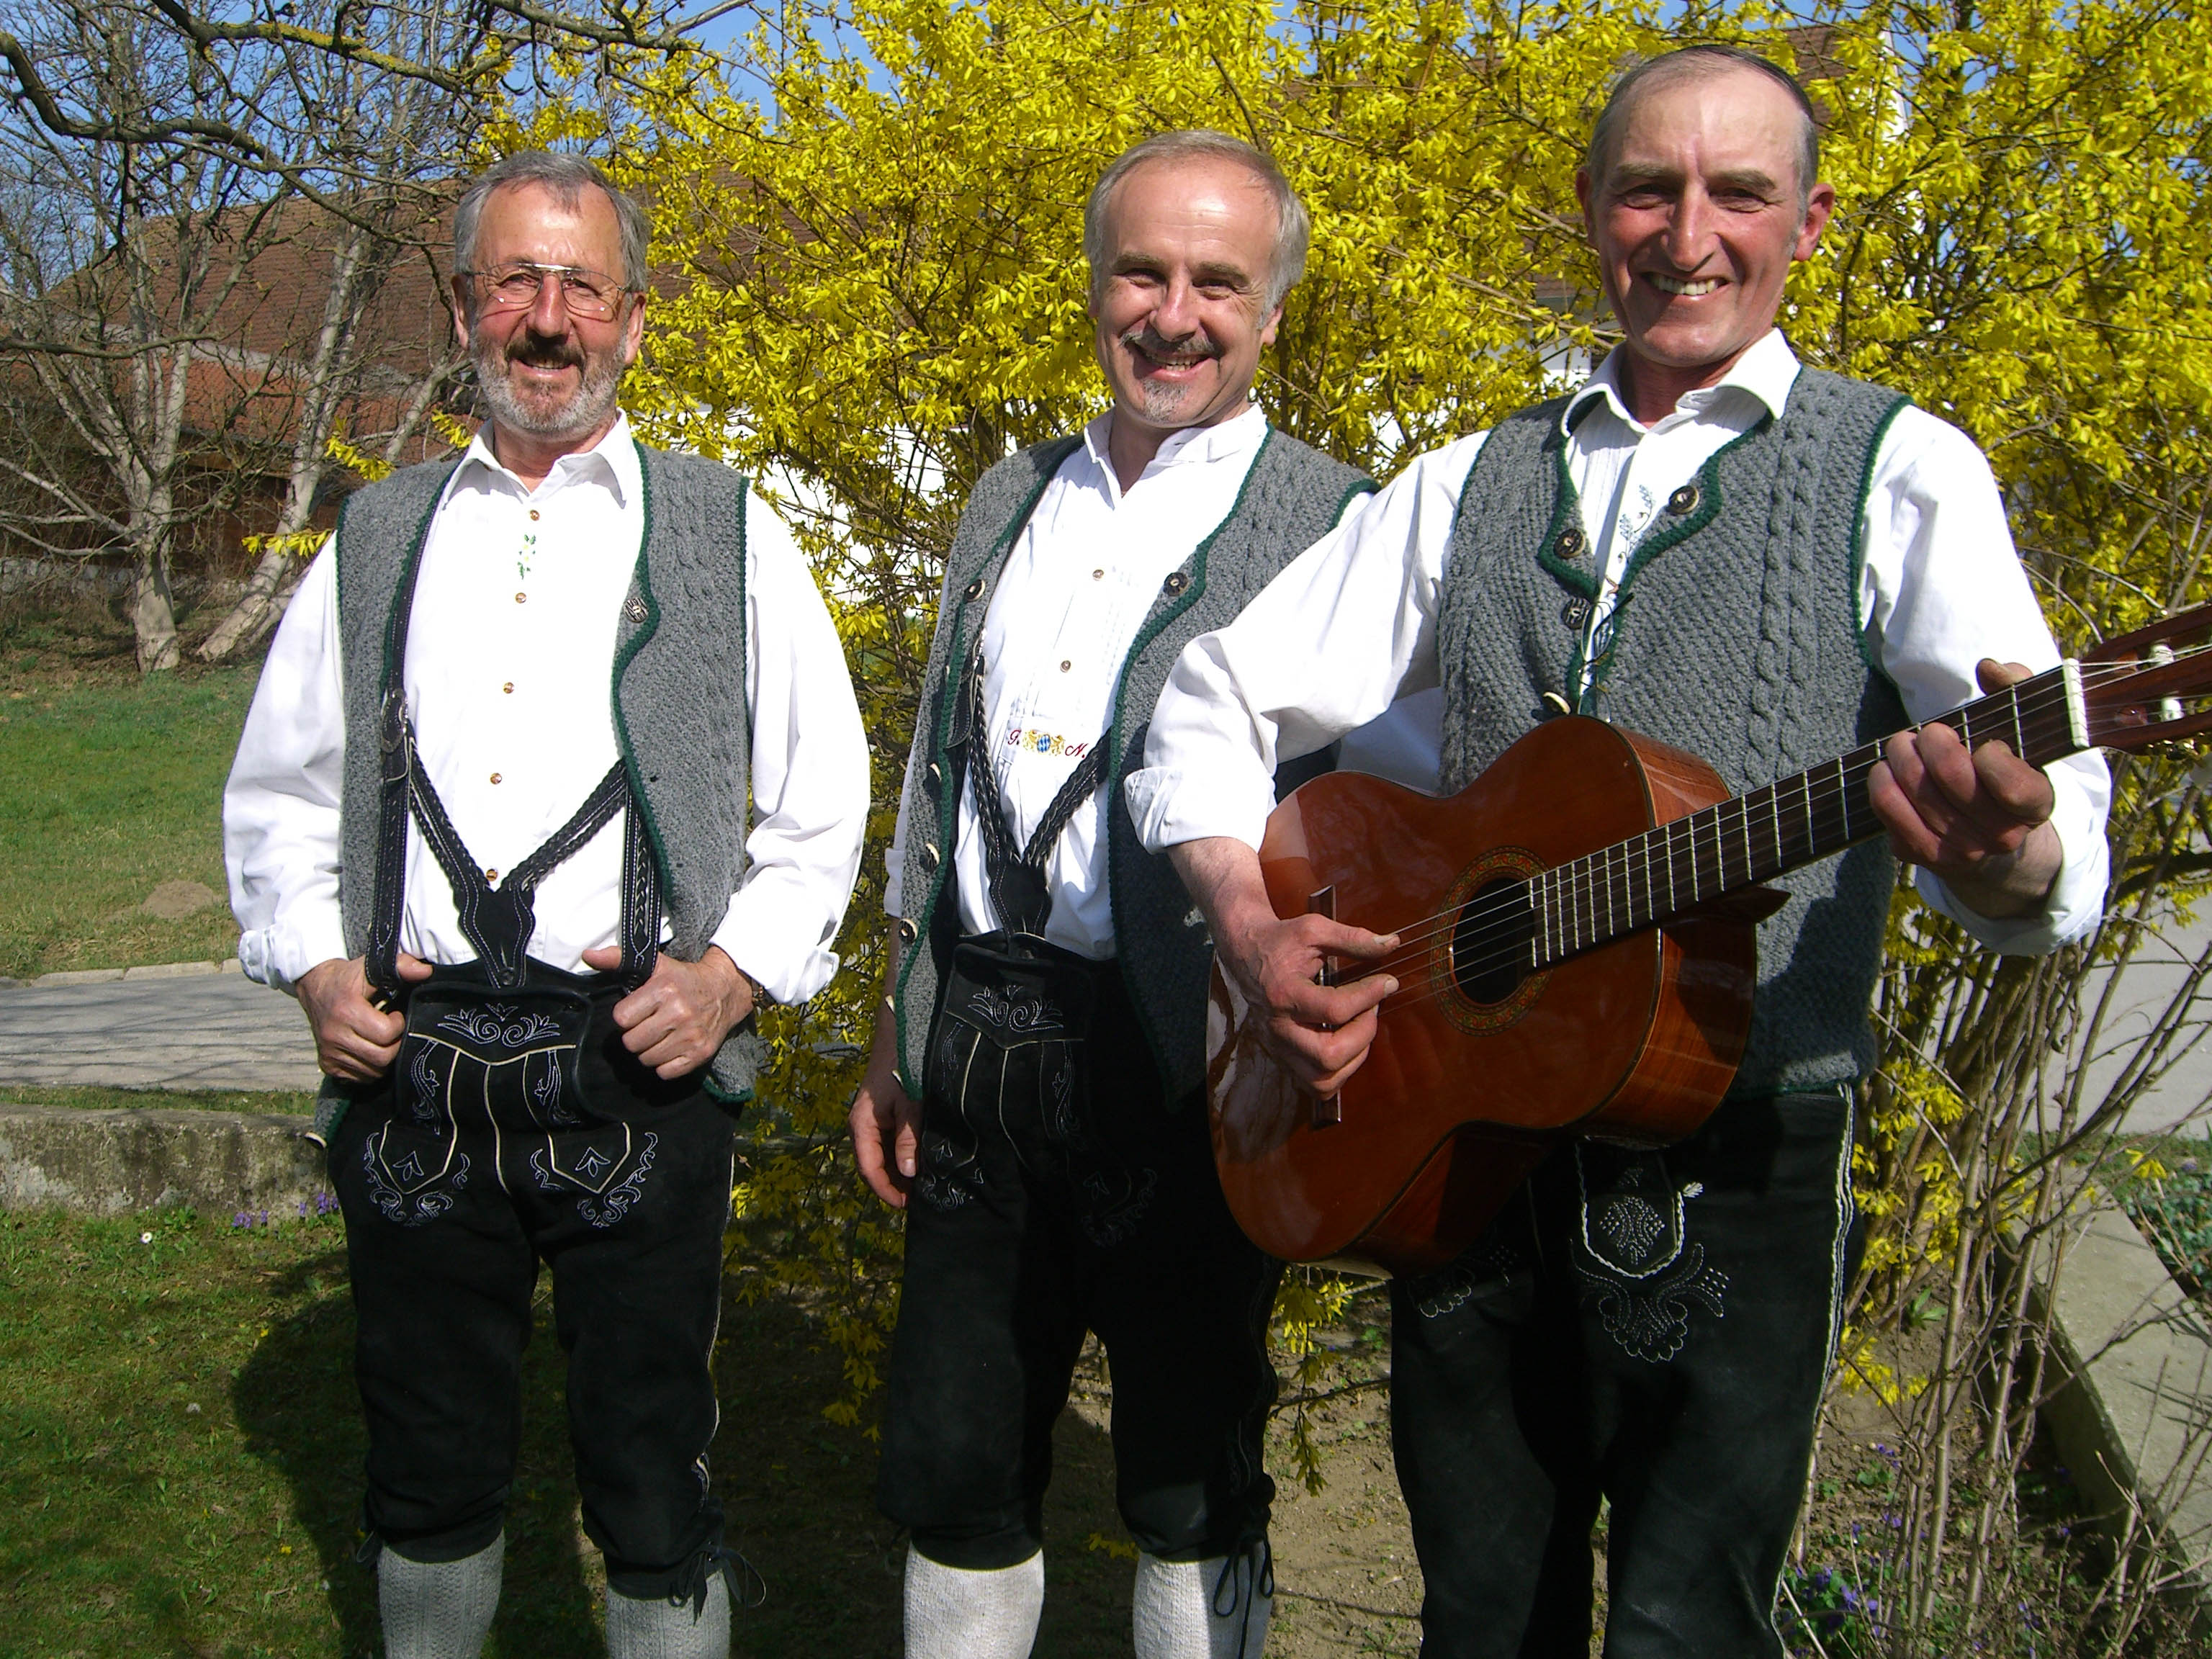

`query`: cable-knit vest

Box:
[1437,369,1911,1094]
[891,428,1374,1104]
[332,440,763,1101]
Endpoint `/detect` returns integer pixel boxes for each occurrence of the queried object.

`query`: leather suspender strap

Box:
[960,653,1111,937]
[361,523,663,996]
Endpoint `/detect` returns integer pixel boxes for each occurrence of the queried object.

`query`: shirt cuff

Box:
[1124,761,1276,855]
[1914,827,2109,955]
[710,881,841,1006]
[243,911,351,994]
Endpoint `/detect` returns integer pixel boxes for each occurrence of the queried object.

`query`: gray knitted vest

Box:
[1439,367,1911,1094]
[333,440,763,1101]
[891,427,1374,1103]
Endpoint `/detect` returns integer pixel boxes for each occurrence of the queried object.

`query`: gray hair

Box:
[453,150,649,292]
[1586,45,1821,207]
[1083,130,1310,310]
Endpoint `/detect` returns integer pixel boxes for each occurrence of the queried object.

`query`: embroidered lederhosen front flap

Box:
[917,932,1159,1246]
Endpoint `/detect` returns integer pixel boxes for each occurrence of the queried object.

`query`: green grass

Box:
[0,1206,1138,1658]
[0,1086,315,1117]
[0,646,254,981]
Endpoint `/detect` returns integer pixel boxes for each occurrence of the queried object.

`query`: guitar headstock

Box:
[2076,602,2212,754]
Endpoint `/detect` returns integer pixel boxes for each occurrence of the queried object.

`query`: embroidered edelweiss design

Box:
[580,1133,658,1229]
[1577,1246,1729,1364]
[437,1004,565,1048]
[966,982,1061,1035]
[1598,1195,1667,1266]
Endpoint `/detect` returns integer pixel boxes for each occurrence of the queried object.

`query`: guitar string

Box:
[1344,650,2183,971]
[1354,652,2205,1019]
[1364,699,2080,996]
[1287,655,2187,1015]
[1339,676,2090,978]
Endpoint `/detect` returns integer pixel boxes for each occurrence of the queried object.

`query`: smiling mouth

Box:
[1647,273,1722,297]
[1123,328,1219,373]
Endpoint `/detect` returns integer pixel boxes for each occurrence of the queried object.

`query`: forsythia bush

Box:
[539,0,2212,1456]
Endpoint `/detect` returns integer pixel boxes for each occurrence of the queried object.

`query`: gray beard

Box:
[471,334,626,442]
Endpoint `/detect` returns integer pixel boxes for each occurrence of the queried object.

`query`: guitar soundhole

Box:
[1452,878,1534,1006]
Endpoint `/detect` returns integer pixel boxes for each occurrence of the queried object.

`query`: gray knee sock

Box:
[904,1545,1044,1659]
[606,1569,730,1659]
[1132,1545,1274,1659]
[377,1533,503,1659]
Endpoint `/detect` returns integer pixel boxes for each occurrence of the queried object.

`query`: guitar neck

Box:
[1529,662,2092,968]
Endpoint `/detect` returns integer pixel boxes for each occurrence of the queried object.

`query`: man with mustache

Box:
[225,151,870,1658]
[847,130,1372,1658]
[1130,49,2109,1658]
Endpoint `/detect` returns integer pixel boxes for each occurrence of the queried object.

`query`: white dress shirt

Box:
[225,415,871,1003]
[887,404,1302,960]
[1130,331,2111,953]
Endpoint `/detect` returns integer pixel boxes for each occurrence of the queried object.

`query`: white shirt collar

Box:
[1562,329,1802,437]
[1082,401,1269,495]
[451,411,640,507]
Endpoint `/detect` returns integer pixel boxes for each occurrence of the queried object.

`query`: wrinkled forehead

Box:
[1606,66,1808,185]
[1099,156,1280,259]
[471,179,626,270]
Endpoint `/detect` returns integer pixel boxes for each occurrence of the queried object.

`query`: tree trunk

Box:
[196,539,300,662]
[132,545,179,673]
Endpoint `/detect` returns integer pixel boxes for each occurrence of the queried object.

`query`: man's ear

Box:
[621,288,648,364]
[1259,300,1284,349]
[449,276,474,350]
[1794,181,1838,261]
[1574,166,1596,239]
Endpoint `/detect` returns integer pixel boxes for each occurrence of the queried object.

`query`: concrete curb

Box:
[5,958,243,989]
[2037,1197,2212,1590]
[0,1102,325,1216]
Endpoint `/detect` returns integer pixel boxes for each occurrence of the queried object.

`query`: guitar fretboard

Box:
[1526,662,2089,970]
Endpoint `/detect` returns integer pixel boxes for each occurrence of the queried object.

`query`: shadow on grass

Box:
[710,1286,1134,1658]
[233,1240,1136,1657]
[233,1246,603,1658]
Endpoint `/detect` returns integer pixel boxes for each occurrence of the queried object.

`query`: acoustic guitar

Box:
[1207,604,2212,1276]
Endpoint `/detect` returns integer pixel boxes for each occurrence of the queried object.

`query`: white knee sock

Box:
[903,1545,1045,1659]
[1132,1545,1274,1659]
[605,1568,730,1659]
[377,1532,504,1659]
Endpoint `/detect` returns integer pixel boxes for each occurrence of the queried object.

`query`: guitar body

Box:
[1207,716,1761,1276]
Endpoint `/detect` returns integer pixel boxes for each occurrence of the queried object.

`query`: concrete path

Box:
[0,970,320,1092]
[2072,911,2212,1136]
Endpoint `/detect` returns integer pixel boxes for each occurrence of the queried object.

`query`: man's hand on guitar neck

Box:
[1170,837,1401,1097]
[1869,657,2064,922]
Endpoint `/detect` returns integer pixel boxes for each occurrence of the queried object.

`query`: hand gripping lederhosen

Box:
[877,650,1285,1580]
[328,542,750,1612]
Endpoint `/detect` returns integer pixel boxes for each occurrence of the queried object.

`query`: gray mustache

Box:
[1119,327,1220,363]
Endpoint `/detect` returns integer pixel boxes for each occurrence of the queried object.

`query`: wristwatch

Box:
[738,964,776,1010]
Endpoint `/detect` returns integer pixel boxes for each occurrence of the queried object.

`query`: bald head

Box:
[1587,45,1820,208]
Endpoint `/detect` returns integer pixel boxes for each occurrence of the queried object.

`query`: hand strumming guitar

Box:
[1169,837,1401,1097]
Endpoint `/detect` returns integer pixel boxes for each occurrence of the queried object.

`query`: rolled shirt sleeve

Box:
[1128,434,1482,853]
[223,544,351,992]
[1863,409,2110,952]
[708,498,872,1004]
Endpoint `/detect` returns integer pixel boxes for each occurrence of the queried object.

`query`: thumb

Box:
[395,953,436,983]
[580,946,624,972]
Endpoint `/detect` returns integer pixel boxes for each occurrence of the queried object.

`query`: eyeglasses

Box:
[464,261,636,320]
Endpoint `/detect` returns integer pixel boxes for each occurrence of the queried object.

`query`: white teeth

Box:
[1650,274,1719,297]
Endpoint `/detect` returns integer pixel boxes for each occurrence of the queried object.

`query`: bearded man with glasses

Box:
[224,150,870,1658]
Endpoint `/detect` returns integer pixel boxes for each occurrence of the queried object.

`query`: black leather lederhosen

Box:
[914,647,1150,1219]
[361,539,683,1141]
